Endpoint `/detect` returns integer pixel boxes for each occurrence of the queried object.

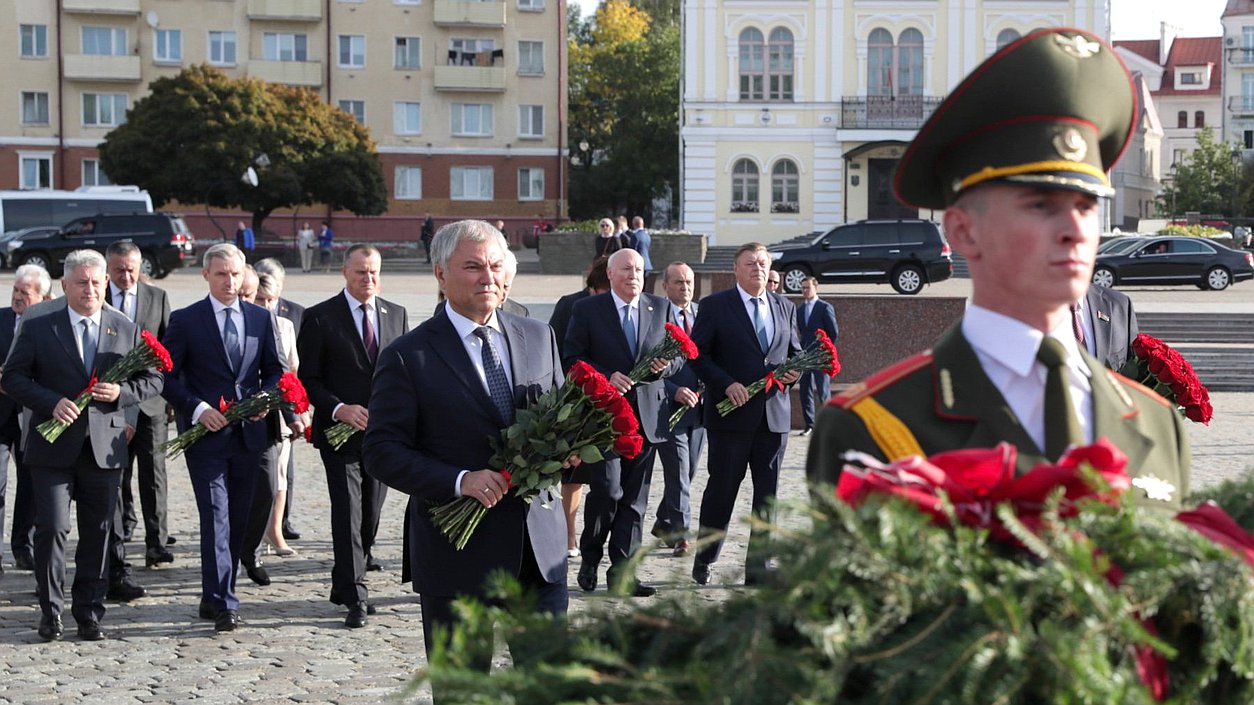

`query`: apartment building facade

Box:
[2,0,568,236]
[680,0,1111,246]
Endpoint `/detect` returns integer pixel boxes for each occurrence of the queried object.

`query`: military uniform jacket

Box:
[805,322,1190,510]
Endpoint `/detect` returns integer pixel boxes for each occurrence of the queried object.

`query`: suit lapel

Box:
[430,313,501,423]
[377,298,404,347]
[1087,351,1153,473]
[51,310,88,377]
[201,298,236,376]
[637,295,660,361]
[1085,289,1112,365]
[334,295,370,365]
[501,313,527,404]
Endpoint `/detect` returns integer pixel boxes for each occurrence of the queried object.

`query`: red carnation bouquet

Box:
[627,321,699,382]
[429,360,645,550]
[716,328,840,416]
[1119,333,1212,424]
[161,372,310,458]
[37,329,173,443]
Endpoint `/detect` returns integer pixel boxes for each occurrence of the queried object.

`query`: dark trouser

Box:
[186,436,262,613]
[10,445,33,560]
[693,426,785,579]
[579,443,657,581]
[121,411,170,551]
[107,485,134,584]
[322,448,388,605]
[0,438,9,561]
[281,443,297,534]
[31,447,121,625]
[798,370,831,430]
[242,440,281,568]
[653,426,706,537]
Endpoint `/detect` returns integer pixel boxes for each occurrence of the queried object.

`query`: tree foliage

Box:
[98,65,386,233]
[568,0,680,221]
[1159,128,1243,217]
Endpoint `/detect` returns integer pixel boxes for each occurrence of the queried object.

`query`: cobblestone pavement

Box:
[0,267,1250,704]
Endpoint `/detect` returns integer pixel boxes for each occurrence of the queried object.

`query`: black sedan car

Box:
[1092,236,1254,291]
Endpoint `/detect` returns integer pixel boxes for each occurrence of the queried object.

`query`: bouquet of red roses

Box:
[716,328,840,416]
[429,360,644,550]
[161,372,310,459]
[1119,333,1212,424]
[37,329,173,443]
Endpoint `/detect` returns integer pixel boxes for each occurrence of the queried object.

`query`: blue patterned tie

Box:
[753,297,769,352]
[474,326,515,425]
[223,307,243,373]
[80,319,96,373]
[621,304,638,358]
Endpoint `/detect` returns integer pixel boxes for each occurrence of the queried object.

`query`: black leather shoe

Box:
[198,599,220,620]
[77,622,104,641]
[14,552,35,571]
[107,578,147,601]
[37,614,63,642]
[345,602,369,629]
[244,564,271,586]
[214,610,239,633]
[692,563,711,586]
[650,523,678,549]
[145,548,175,568]
[166,536,177,545]
[281,527,301,541]
[365,555,382,572]
[631,583,657,597]
[576,562,597,592]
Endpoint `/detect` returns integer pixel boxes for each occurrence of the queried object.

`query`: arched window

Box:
[1195,111,1206,128]
[771,160,799,213]
[996,29,1020,50]
[868,28,893,96]
[1178,111,1188,128]
[739,28,765,100]
[731,159,759,212]
[767,28,794,101]
[897,28,924,96]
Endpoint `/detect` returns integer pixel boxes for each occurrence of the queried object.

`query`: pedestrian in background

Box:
[319,221,334,273]
[234,222,255,263]
[297,222,316,273]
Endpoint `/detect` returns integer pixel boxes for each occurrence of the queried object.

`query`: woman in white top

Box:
[296,222,316,273]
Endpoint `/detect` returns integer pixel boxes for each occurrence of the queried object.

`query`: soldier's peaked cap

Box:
[894,28,1137,210]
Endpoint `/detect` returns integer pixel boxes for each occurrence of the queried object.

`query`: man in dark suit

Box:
[651,262,705,557]
[162,243,283,633]
[806,29,1188,511]
[565,249,677,597]
[1,264,55,572]
[1079,284,1138,371]
[363,220,568,680]
[690,243,801,586]
[796,276,839,435]
[2,250,162,641]
[105,242,173,569]
[298,245,408,628]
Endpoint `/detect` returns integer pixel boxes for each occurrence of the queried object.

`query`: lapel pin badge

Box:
[105,327,117,336]
[1097,311,1110,322]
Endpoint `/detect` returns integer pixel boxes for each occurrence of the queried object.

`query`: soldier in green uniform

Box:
[806,28,1189,509]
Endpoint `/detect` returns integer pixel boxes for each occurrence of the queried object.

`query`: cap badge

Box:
[1055,33,1101,59]
[1053,128,1088,162]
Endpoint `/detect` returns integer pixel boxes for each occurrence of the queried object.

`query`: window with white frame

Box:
[393,102,421,134]
[21,92,49,125]
[518,41,544,74]
[209,31,237,65]
[995,28,1020,50]
[518,105,543,138]
[82,26,127,56]
[770,159,799,213]
[264,33,308,62]
[518,168,544,200]
[518,0,544,9]
[20,24,48,58]
[83,93,128,127]
[20,153,52,190]
[451,103,493,136]
[82,159,112,187]
[395,166,422,199]
[338,100,366,124]
[731,159,759,212]
[395,37,421,69]
[155,29,182,63]
[338,34,366,68]
[451,166,494,200]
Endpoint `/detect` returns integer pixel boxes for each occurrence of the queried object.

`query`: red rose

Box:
[219,396,234,413]
[567,360,597,386]
[613,432,644,459]
[500,469,514,489]
[1184,397,1213,424]
[611,414,637,434]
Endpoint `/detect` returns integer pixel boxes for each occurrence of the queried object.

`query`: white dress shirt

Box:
[109,283,137,322]
[66,307,102,361]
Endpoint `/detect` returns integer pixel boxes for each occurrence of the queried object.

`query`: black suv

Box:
[769,219,952,295]
[6,213,195,279]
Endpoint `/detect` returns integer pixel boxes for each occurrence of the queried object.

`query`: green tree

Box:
[99,65,386,235]
[1159,128,1243,217]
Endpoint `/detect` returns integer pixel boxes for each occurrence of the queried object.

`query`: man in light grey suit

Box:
[2,250,163,641]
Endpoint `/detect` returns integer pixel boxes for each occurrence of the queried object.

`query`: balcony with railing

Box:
[247,0,322,21]
[63,0,139,14]
[1228,96,1254,117]
[434,48,505,91]
[64,54,142,82]
[433,0,507,27]
[1228,47,1254,65]
[249,60,323,87]
[840,95,944,129]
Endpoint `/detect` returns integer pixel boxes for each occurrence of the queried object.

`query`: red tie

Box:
[361,303,378,363]
[1070,303,1086,348]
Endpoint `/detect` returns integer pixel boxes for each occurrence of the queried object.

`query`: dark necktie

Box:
[679,308,690,334]
[80,319,96,373]
[752,298,769,352]
[1070,303,1086,349]
[473,326,515,425]
[223,307,243,373]
[361,303,378,363]
[1037,336,1082,461]
[622,304,638,358]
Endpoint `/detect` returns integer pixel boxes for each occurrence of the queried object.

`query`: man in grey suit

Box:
[1079,285,1138,371]
[363,220,568,684]
[2,250,163,641]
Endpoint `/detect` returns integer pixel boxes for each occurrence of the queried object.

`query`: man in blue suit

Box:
[363,220,568,683]
[796,276,838,435]
[161,243,282,633]
[690,243,801,586]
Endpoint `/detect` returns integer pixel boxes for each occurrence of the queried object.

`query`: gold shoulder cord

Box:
[849,397,925,461]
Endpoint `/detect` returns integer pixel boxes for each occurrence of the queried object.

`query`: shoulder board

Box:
[1105,369,1173,409]
[831,350,934,408]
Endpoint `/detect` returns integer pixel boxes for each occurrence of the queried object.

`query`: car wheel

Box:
[1206,266,1231,291]
[890,264,924,295]
[1092,266,1116,288]
[780,265,810,294]
[19,251,52,273]
[140,253,162,279]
